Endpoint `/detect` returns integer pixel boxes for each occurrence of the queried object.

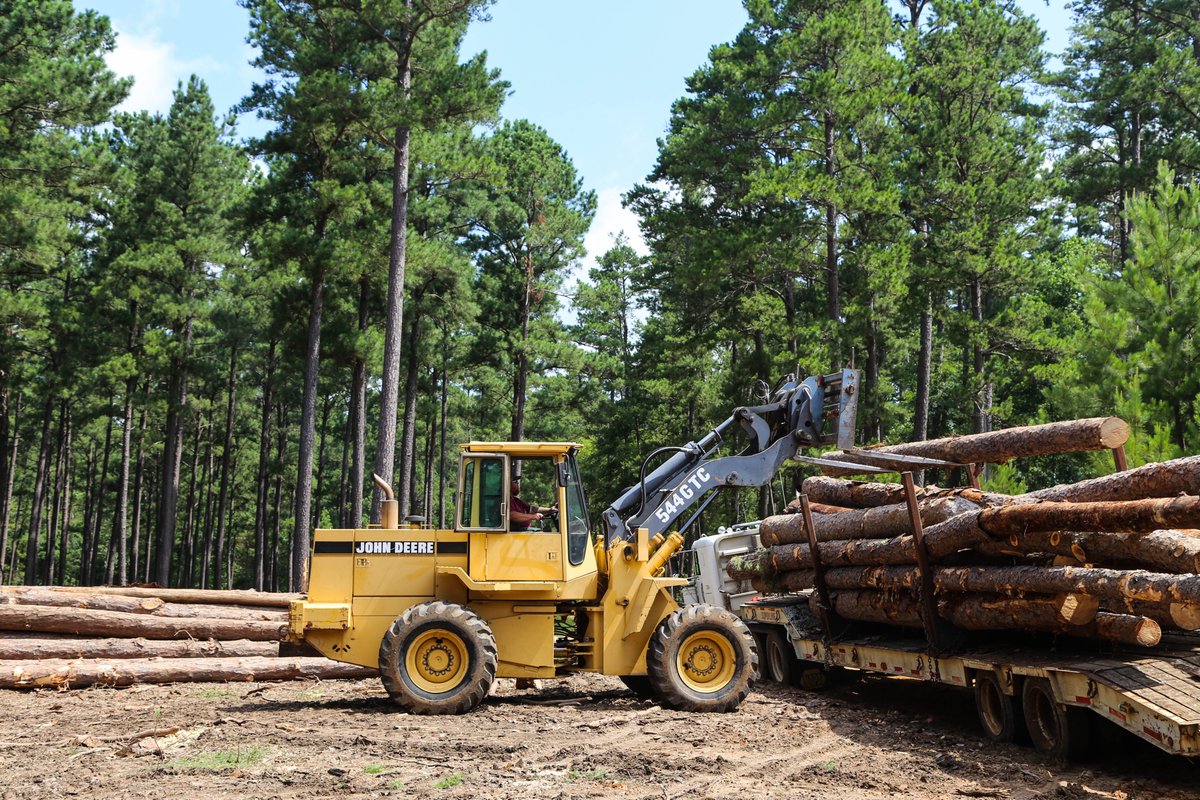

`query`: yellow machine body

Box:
[291,442,687,679]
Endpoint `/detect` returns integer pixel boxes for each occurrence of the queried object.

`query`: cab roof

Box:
[459,441,582,457]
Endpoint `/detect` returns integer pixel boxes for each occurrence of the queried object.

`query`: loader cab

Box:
[456,442,598,595]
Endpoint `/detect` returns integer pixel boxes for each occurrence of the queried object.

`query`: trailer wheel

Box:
[646,604,757,712]
[1021,677,1092,760]
[378,601,497,715]
[973,671,1022,743]
[762,631,794,685]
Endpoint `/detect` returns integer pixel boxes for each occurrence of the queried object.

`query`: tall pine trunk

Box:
[372,7,415,523]
[824,109,840,371]
[44,400,67,585]
[156,316,193,586]
[215,343,238,589]
[252,341,276,591]
[113,377,135,586]
[348,279,369,529]
[293,266,326,591]
[129,378,150,582]
[398,312,422,516]
[0,392,21,584]
[182,412,204,586]
[512,251,532,442]
[24,400,53,584]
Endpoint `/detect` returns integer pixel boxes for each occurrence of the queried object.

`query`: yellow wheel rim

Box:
[405,629,469,694]
[676,630,737,694]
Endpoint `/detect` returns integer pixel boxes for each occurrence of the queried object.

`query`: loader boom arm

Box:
[601,369,860,544]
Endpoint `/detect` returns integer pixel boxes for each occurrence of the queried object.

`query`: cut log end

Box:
[1099,417,1132,449]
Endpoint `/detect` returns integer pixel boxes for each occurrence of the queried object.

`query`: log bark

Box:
[995,529,1200,574]
[938,593,1099,630]
[0,605,287,641]
[0,637,278,660]
[978,496,1200,537]
[1105,598,1200,632]
[760,496,979,546]
[0,588,164,614]
[800,476,929,508]
[0,655,377,689]
[0,588,288,622]
[5,587,300,608]
[932,565,1200,605]
[1023,456,1200,503]
[763,563,1200,608]
[818,417,1131,476]
[1085,613,1161,647]
[816,589,923,628]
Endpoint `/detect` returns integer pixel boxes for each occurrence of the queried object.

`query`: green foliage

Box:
[168,746,266,772]
[433,773,463,789]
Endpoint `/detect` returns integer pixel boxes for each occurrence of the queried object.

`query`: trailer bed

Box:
[739,594,1200,755]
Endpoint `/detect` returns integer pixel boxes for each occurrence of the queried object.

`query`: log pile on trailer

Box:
[0,586,377,689]
[729,418,1200,650]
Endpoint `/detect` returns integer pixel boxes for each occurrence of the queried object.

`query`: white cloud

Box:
[106,25,221,115]
[582,186,649,271]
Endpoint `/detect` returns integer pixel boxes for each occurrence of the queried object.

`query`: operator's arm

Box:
[510,508,543,525]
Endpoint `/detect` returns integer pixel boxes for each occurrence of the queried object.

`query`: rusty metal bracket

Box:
[799,494,836,643]
[902,472,942,652]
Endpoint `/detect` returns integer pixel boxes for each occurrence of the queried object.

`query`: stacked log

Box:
[734,420,1200,650]
[0,586,376,689]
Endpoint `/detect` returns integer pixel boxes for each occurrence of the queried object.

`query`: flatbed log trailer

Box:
[683,522,1200,760]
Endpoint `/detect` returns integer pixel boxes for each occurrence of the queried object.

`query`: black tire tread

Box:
[645,604,757,712]
[378,601,497,715]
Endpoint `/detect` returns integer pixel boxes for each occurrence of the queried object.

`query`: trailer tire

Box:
[378,601,497,715]
[1021,677,1092,760]
[762,631,794,685]
[973,670,1023,743]
[646,604,756,712]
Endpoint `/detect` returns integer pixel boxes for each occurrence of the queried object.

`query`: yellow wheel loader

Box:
[289,370,859,714]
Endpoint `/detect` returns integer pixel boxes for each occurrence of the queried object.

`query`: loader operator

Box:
[509,477,556,531]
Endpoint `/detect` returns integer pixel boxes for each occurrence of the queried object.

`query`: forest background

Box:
[1,0,1198,592]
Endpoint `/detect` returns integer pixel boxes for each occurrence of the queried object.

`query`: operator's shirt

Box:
[510,495,533,531]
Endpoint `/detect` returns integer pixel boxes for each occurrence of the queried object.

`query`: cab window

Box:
[563,457,591,564]
[459,456,506,529]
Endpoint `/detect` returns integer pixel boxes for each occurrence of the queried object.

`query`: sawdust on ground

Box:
[0,673,1194,799]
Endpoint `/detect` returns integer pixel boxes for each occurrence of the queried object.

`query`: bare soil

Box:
[0,673,1196,800]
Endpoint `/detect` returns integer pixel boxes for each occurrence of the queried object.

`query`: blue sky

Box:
[81,0,1072,268]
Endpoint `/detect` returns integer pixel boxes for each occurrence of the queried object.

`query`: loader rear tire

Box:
[378,601,497,715]
[646,604,756,712]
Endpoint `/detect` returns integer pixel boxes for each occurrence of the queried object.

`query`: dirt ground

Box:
[0,673,1197,800]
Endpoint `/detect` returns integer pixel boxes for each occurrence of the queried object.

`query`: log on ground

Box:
[0,656,377,689]
[0,637,279,660]
[0,605,288,641]
[818,417,1131,476]
[7,586,301,608]
[0,588,164,614]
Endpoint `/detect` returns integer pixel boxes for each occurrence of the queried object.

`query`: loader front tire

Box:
[646,604,756,712]
[378,601,497,715]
